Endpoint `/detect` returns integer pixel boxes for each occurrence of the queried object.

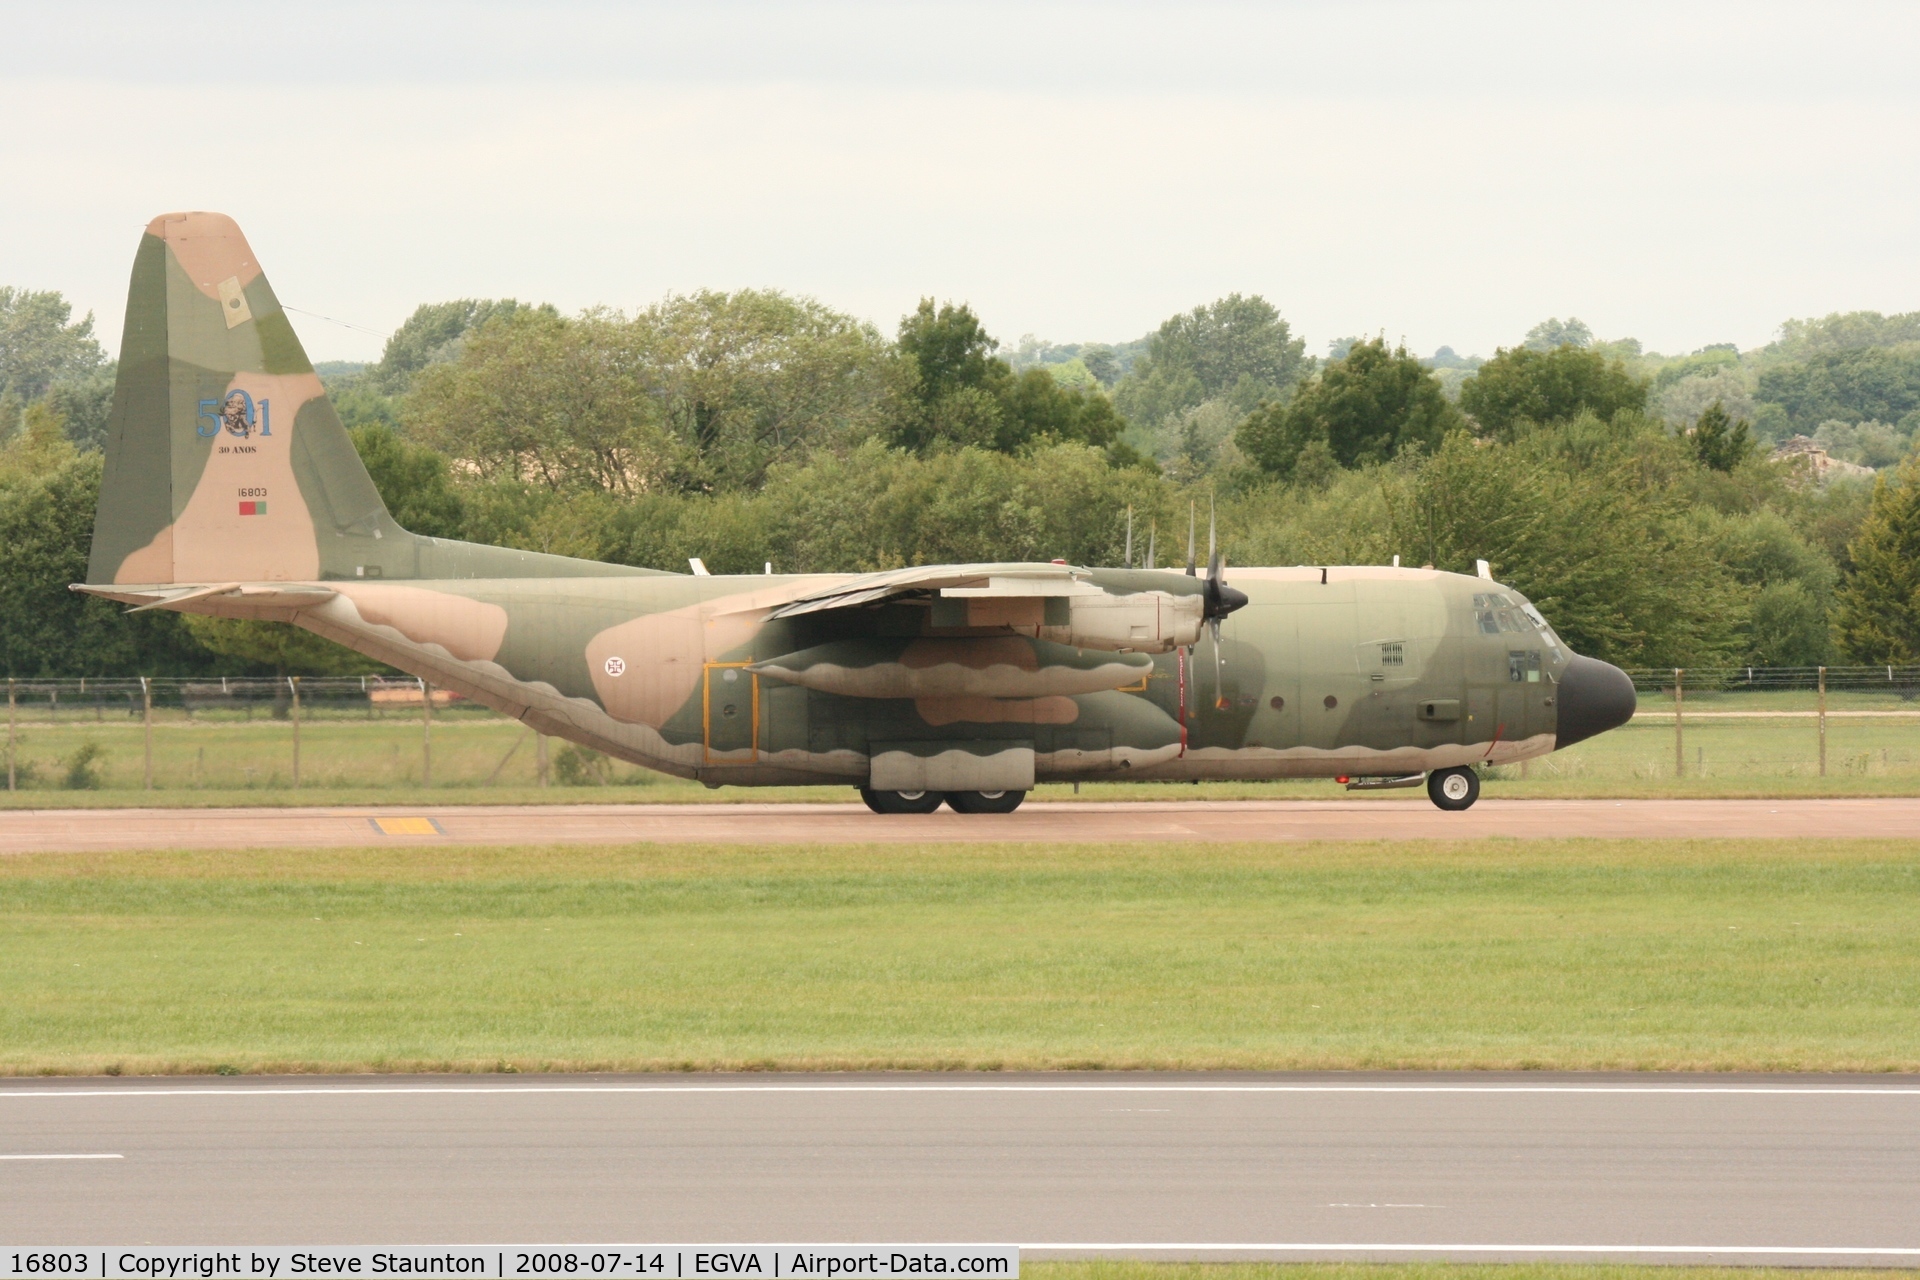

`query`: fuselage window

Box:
[1508,650,1542,683]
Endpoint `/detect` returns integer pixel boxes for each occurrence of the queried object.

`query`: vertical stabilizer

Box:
[87,212,395,586]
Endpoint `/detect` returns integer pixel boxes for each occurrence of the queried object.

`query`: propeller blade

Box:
[1124,506,1133,569]
[1186,502,1197,576]
[1147,521,1156,570]
[1211,617,1225,708]
[1207,495,1217,568]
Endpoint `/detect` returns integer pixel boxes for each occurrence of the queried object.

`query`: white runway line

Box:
[1024,1244,1920,1256]
[1,1083,1918,1099]
[0,1153,122,1159]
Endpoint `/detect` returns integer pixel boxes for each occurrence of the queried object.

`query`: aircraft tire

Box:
[946,789,1026,814]
[860,788,947,815]
[1427,767,1480,811]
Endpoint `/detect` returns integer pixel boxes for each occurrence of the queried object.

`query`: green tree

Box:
[1385,431,1743,666]
[0,405,213,676]
[889,300,1128,458]
[1768,310,1920,359]
[1689,399,1754,472]
[371,298,555,394]
[1236,338,1461,478]
[1114,294,1308,431]
[1694,507,1836,665]
[635,289,890,490]
[406,308,683,495]
[41,361,117,451]
[1834,455,1920,663]
[0,288,104,402]
[349,424,467,538]
[1523,317,1593,351]
[1754,345,1920,433]
[177,614,378,678]
[1458,343,1650,440]
[408,293,888,495]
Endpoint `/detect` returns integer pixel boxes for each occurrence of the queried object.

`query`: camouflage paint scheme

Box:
[79,214,1625,793]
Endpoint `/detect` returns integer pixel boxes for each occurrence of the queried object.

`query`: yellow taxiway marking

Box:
[368,817,443,836]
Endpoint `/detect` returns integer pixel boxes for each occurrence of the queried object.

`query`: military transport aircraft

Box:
[76,213,1637,812]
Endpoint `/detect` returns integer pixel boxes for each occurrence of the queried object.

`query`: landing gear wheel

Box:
[945,789,1026,814]
[1427,767,1480,811]
[860,788,947,815]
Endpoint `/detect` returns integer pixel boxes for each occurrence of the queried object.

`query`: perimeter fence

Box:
[0,676,571,792]
[0,667,1917,793]
[1529,665,1920,783]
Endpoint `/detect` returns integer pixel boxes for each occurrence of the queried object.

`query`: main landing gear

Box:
[859,789,1028,815]
[1427,766,1480,811]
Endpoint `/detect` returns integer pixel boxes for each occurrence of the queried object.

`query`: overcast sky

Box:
[4,1,1916,363]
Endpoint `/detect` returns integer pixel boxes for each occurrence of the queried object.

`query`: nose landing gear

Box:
[1427,767,1480,811]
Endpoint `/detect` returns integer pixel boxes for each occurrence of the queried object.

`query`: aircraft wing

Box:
[767,561,1203,653]
[769,562,1099,619]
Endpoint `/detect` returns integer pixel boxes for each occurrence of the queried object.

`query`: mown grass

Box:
[2,838,1916,1075]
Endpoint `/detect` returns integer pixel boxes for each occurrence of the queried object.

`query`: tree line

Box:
[7,280,1920,676]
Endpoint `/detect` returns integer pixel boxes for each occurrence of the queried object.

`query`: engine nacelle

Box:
[1040,589,1204,653]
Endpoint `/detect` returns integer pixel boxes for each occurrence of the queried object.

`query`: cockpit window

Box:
[1477,610,1500,634]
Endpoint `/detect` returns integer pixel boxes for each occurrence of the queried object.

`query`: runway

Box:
[3,1073,1918,1261]
[1,797,1919,853]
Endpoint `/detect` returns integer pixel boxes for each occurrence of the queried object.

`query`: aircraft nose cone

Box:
[1555,655,1637,749]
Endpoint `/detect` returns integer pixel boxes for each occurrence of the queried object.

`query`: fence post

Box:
[1818,666,1827,778]
[1673,668,1684,779]
[537,733,549,788]
[6,678,14,793]
[141,676,153,791]
[421,678,433,788]
[290,676,301,790]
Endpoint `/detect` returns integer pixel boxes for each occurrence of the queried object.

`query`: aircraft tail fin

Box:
[87,213,408,587]
[86,212,672,588]
[86,212,400,586]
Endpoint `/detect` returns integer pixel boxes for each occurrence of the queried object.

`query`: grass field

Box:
[2,709,1920,805]
[3,837,1916,1076]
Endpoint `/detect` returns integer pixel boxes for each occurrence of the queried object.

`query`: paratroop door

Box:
[704,663,757,760]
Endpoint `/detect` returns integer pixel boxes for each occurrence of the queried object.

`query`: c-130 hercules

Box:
[77,213,1638,812]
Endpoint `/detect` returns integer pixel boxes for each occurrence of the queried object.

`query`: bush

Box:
[62,741,104,790]
[552,742,612,786]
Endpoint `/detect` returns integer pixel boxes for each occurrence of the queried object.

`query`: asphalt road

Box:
[2,798,1919,853]
[3,1074,1918,1262]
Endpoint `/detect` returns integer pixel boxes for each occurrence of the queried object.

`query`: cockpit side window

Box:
[1508,649,1542,682]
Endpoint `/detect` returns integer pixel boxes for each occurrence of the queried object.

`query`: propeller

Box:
[1147,521,1156,570]
[1123,506,1134,569]
[1199,497,1250,709]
